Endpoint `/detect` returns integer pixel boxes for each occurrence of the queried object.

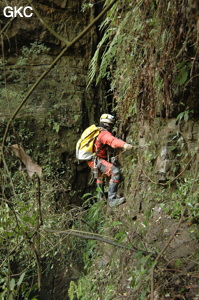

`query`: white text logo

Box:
[3,6,33,18]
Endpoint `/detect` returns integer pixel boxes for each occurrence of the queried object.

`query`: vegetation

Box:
[71,0,199,299]
[88,0,198,122]
[0,0,198,299]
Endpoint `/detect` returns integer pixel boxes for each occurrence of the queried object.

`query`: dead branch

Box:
[33,175,43,226]
[29,239,41,291]
[23,231,42,291]
[11,144,42,178]
[44,228,150,254]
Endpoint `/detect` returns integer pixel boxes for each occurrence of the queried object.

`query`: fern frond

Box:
[87,29,111,87]
[97,12,131,84]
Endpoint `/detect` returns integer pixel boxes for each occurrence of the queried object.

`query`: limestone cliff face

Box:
[1,3,107,298]
[0,0,107,204]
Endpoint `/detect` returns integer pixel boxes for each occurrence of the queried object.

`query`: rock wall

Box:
[0,0,107,205]
[0,2,110,298]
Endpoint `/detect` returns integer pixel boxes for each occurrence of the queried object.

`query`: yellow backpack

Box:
[76,125,101,160]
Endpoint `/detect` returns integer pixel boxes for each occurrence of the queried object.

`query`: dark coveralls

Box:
[87,129,125,200]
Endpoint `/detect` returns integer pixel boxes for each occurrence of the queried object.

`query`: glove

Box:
[123,143,133,151]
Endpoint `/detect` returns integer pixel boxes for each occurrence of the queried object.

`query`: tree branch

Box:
[44,228,151,254]
[27,0,70,46]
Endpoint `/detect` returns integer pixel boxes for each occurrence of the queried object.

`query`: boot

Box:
[108,182,126,207]
[109,197,126,207]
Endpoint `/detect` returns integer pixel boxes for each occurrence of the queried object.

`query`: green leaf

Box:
[82,193,92,199]
[174,259,181,267]
[96,186,103,193]
[113,221,123,226]
[176,61,186,69]
[114,231,126,241]
[9,278,15,291]
[184,111,189,122]
[17,272,26,287]
[74,115,79,121]
[179,70,188,85]
[53,122,60,133]
[176,111,185,121]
